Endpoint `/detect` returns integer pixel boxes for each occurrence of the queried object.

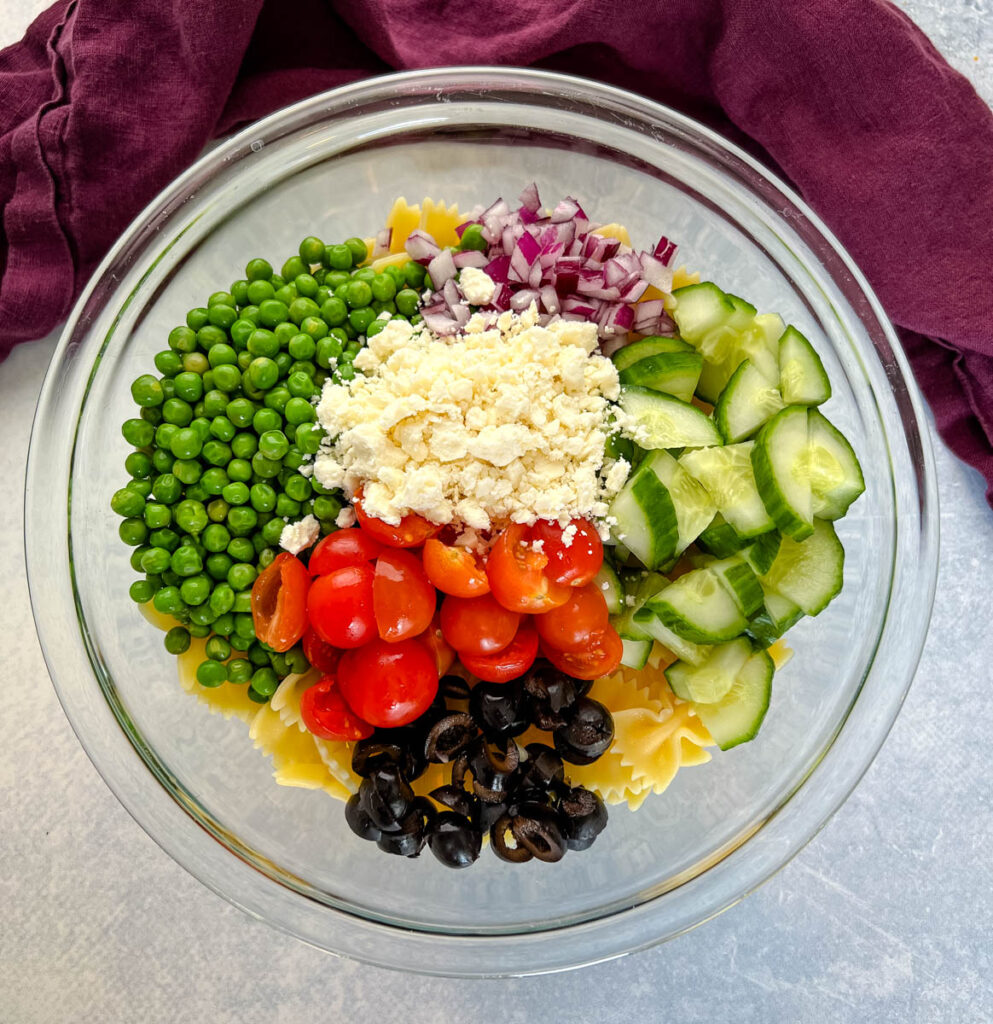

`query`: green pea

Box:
[187,622,212,638]
[274,352,293,378]
[227,506,258,536]
[365,319,386,338]
[284,397,316,425]
[196,325,228,352]
[348,307,375,334]
[295,235,323,264]
[257,300,289,329]
[258,517,283,546]
[227,537,255,563]
[143,503,172,529]
[250,452,281,479]
[284,474,312,502]
[130,374,164,408]
[149,473,180,503]
[239,304,261,325]
[162,398,194,428]
[167,427,200,460]
[126,478,153,499]
[287,297,319,325]
[153,586,184,615]
[297,315,327,342]
[250,667,279,698]
[209,583,236,616]
[187,600,216,626]
[207,304,238,331]
[286,646,310,675]
[256,429,288,460]
[170,545,203,577]
[121,418,154,448]
[128,579,155,604]
[230,318,256,348]
[232,433,259,461]
[213,612,236,637]
[247,281,276,308]
[315,286,331,305]
[207,498,229,523]
[154,349,184,378]
[174,499,208,535]
[339,237,364,264]
[229,633,252,652]
[207,343,237,367]
[202,523,231,552]
[183,350,210,375]
[148,527,179,552]
[371,273,396,301]
[213,364,242,392]
[184,482,208,503]
[201,373,214,396]
[204,417,233,444]
[206,552,234,581]
[243,482,273,512]
[403,261,426,289]
[268,652,290,677]
[257,547,276,570]
[160,378,178,401]
[313,495,341,521]
[180,574,211,606]
[154,422,179,451]
[140,405,163,426]
[227,457,253,482]
[186,307,210,331]
[246,329,278,359]
[169,325,198,353]
[227,658,253,684]
[282,256,307,281]
[345,280,372,309]
[170,460,198,485]
[395,288,420,317]
[228,562,257,591]
[199,441,230,469]
[263,386,290,413]
[231,280,250,306]
[196,659,227,688]
[337,365,355,381]
[247,641,269,665]
[294,273,319,299]
[231,591,252,614]
[139,546,171,574]
[315,337,341,369]
[287,333,316,361]
[273,285,297,307]
[323,243,350,271]
[111,487,145,518]
[252,407,282,434]
[275,495,300,518]
[459,223,487,251]
[164,627,191,655]
[204,636,231,662]
[246,258,273,282]
[246,357,277,390]
[220,400,250,431]
[220,481,249,506]
[285,372,313,400]
[199,468,229,496]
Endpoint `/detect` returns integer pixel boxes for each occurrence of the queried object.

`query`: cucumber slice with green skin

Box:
[638,450,715,554]
[742,530,782,576]
[613,572,669,641]
[707,557,764,618]
[608,465,679,570]
[691,649,774,750]
[696,513,748,558]
[671,282,736,344]
[807,409,865,519]
[620,637,653,670]
[593,562,624,615]
[632,606,711,664]
[779,326,831,406]
[612,335,695,372]
[619,387,723,450]
[604,429,637,465]
[747,589,803,647]
[760,518,844,616]
[618,351,704,403]
[734,315,782,385]
[751,405,814,541]
[714,358,785,443]
[645,567,748,644]
[679,442,775,539]
[665,637,753,704]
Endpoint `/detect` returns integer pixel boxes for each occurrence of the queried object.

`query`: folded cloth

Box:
[2,0,992,500]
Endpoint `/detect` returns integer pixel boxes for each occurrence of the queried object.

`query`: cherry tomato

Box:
[440,593,521,656]
[250,552,311,653]
[541,624,624,680]
[300,675,373,741]
[373,548,436,642]
[417,611,457,676]
[422,538,490,598]
[306,563,376,649]
[302,627,341,675]
[459,624,539,683]
[337,637,439,728]
[308,528,382,576]
[534,583,609,653]
[485,523,572,614]
[528,518,603,587]
[352,488,442,548]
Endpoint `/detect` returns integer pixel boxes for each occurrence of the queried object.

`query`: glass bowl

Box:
[25,67,938,977]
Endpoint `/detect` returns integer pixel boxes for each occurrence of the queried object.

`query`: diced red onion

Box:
[539,284,560,314]
[442,278,461,310]
[632,299,666,332]
[485,255,511,283]
[427,249,457,289]
[639,251,674,292]
[510,289,539,312]
[371,227,392,259]
[519,182,541,214]
[422,312,460,335]
[654,236,678,266]
[405,229,441,264]
[452,249,489,269]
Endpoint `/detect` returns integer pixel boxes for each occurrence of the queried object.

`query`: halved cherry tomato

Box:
[485,523,572,614]
[528,518,603,587]
[352,488,442,548]
[373,548,436,642]
[534,583,609,653]
[417,611,457,676]
[306,563,376,649]
[250,552,311,652]
[300,675,373,741]
[459,624,539,683]
[337,637,439,728]
[422,538,490,598]
[440,593,521,656]
[302,627,341,675]
[308,528,382,576]
[541,624,624,680]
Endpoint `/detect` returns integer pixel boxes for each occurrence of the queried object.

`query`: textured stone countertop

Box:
[2,2,991,1021]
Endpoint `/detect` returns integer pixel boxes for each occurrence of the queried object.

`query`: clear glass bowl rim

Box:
[25,65,939,977]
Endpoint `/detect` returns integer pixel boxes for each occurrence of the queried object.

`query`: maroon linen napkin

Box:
[3,0,992,500]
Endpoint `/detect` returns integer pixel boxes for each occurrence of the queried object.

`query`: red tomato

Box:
[485,523,572,614]
[459,624,539,683]
[422,538,490,598]
[528,518,603,587]
[352,489,442,548]
[308,528,382,576]
[300,675,373,741]
[534,584,609,653]
[250,552,311,653]
[373,548,436,642]
[337,637,439,728]
[417,612,457,676]
[302,627,341,675]
[542,624,624,680]
[306,564,376,649]
[440,593,521,656]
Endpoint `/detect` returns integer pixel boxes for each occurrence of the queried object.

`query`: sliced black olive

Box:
[469,737,520,798]
[522,662,585,730]
[344,792,381,842]
[351,736,408,779]
[427,811,482,868]
[429,784,479,820]
[476,798,508,832]
[424,713,477,763]
[553,697,614,765]
[490,812,532,863]
[559,785,608,851]
[440,674,472,702]
[511,802,567,863]
[468,679,532,738]
[515,742,565,793]
[359,763,414,831]
[451,750,470,789]
[376,798,434,858]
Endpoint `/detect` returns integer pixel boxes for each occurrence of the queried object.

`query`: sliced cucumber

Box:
[779,326,831,406]
[638,450,715,554]
[612,572,668,641]
[644,567,748,644]
[619,387,723,450]
[735,313,783,384]
[632,606,711,665]
[760,518,844,616]
[608,465,679,571]
[751,405,814,541]
[695,513,748,559]
[612,335,695,372]
[620,637,653,670]
[707,557,764,617]
[618,351,704,403]
[593,562,624,615]
[747,589,803,647]
[679,442,774,539]
[671,282,736,343]
[742,530,782,576]
[806,409,865,519]
[714,358,785,443]
[665,637,753,704]
[691,649,774,750]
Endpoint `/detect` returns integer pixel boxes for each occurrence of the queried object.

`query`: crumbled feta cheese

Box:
[335,506,356,529]
[560,522,578,548]
[625,594,637,607]
[279,514,320,555]
[459,267,496,306]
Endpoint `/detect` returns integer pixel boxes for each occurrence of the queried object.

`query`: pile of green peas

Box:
[111,234,428,703]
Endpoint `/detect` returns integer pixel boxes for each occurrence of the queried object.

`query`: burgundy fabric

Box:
[2,0,992,502]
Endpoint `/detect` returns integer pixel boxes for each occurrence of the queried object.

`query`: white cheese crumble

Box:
[279,514,320,555]
[335,506,356,529]
[459,267,496,306]
[313,308,629,531]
